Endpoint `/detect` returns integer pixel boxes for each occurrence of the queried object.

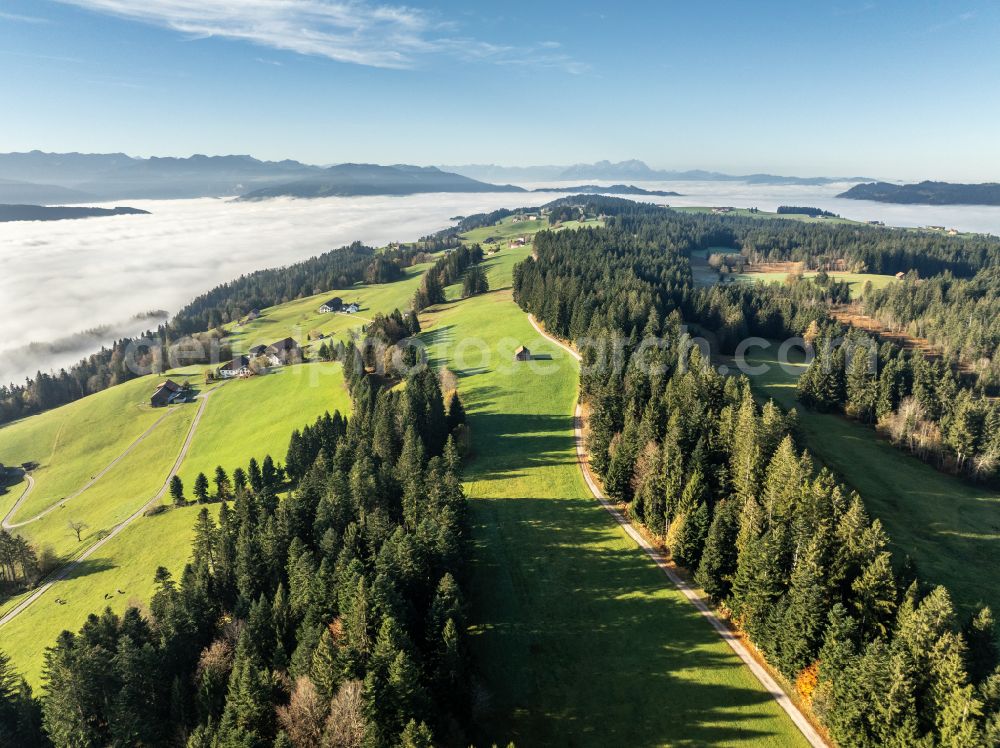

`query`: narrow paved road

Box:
[527,314,827,748]
[0,387,217,628]
[2,409,176,530]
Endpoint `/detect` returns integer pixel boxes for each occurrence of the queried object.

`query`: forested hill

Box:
[0,204,149,222]
[239,164,525,200]
[513,214,1000,746]
[838,180,1000,206]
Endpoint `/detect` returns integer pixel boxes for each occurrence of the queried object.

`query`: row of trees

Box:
[0,242,431,426]
[860,269,1000,389]
[1,337,472,746]
[412,244,484,311]
[514,216,1000,745]
[798,325,1000,481]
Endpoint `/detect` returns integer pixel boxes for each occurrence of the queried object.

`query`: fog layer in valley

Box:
[3,183,999,386]
[0,192,559,384]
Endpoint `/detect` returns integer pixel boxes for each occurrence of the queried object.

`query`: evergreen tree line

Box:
[362,309,421,347]
[674,210,1000,277]
[859,268,1000,389]
[412,245,484,311]
[0,242,428,426]
[515,219,1000,745]
[0,330,230,427]
[797,324,1000,482]
[0,529,40,594]
[0,347,471,747]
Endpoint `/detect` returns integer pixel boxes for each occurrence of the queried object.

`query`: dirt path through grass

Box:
[2,408,178,530]
[0,385,219,628]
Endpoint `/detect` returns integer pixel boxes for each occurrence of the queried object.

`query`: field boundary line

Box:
[3,408,178,530]
[527,313,827,748]
[0,386,219,629]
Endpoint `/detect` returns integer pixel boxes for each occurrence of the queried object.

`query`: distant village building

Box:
[712,206,734,214]
[514,345,531,362]
[867,220,885,226]
[511,236,527,247]
[319,297,343,313]
[217,356,251,379]
[150,379,184,407]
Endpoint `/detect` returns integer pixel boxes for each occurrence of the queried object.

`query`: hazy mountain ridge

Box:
[838,181,1000,206]
[531,184,680,196]
[238,163,526,199]
[445,159,873,185]
[0,151,322,202]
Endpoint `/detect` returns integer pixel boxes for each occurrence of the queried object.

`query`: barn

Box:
[514,345,531,362]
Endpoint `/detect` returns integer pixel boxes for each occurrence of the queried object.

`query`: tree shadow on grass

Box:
[466,496,801,747]
[464,413,579,481]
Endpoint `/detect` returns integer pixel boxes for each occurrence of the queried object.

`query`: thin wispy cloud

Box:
[54,0,586,72]
[0,10,51,23]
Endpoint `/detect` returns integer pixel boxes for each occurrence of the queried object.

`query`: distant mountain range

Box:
[531,184,680,197]
[0,151,323,203]
[238,163,524,200]
[0,204,149,222]
[444,159,873,186]
[837,181,1000,206]
[0,151,875,204]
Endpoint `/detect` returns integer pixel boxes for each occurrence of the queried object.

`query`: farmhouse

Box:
[514,345,531,362]
[248,344,267,358]
[217,355,251,379]
[265,337,302,365]
[150,379,184,407]
[342,302,360,314]
[319,297,343,313]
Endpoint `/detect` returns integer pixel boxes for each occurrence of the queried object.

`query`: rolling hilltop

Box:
[0,204,149,222]
[238,163,524,199]
[839,180,1000,206]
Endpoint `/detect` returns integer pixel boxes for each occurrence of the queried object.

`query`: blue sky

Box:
[1,0,998,180]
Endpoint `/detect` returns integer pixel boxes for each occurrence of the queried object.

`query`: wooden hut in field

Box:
[513,345,531,362]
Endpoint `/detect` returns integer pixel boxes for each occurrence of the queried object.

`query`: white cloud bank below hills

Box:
[0,192,557,384]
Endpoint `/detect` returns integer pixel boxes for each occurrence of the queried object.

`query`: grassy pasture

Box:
[739,344,1000,618]
[674,206,863,226]
[420,260,806,743]
[223,261,434,356]
[0,503,208,686]
[174,362,351,490]
[728,270,898,299]
[0,375,179,521]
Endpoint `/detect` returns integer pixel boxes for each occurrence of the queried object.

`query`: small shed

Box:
[895,271,906,280]
[514,345,531,362]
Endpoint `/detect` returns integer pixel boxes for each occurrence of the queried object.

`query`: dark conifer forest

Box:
[0,341,471,747]
[513,208,1000,745]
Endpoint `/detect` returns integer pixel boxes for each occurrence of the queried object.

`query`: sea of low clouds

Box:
[3,184,999,385]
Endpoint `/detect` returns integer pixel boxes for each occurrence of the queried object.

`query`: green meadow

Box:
[224,261,434,355]
[728,270,898,299]
[0,375,173,521]
[174,362,351,489]
[418,236,806,744]
[0,503,208,686]
[741,345,1000,618]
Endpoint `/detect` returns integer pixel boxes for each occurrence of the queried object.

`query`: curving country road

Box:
[0,387,218,628]
[527,314,827,748]
[2,409,177,530]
